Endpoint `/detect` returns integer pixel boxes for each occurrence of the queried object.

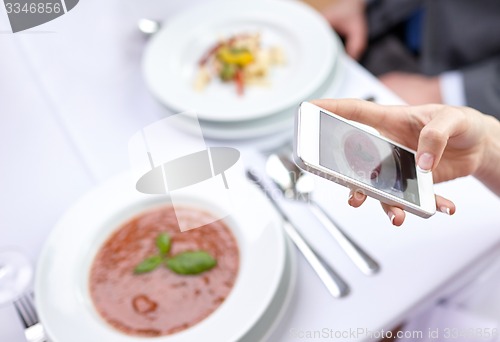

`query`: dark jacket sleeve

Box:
[461,57,500,119]
[366,0,423,39]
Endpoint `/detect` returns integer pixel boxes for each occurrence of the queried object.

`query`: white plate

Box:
[172,103,295,141]
[35,172,288,342]
[239,236,297,342]
[143,0,339,122]
[172,53,345,141]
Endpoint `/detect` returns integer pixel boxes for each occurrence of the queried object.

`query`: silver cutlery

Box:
[266,153,380,275]
[138,19,161,36]
[246,168,349,298]
[14,293,48,342]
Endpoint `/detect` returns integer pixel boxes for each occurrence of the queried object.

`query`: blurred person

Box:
[321,0,500,118]
[312,98,500,226]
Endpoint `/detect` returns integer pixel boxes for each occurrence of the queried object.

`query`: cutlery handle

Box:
[310,200,380,275]
[282,221,350,298]
[245,168,349,298]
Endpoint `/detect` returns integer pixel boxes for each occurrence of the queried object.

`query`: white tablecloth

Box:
[1,1,500,341]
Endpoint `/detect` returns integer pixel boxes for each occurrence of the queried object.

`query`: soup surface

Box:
[89,206,239,336]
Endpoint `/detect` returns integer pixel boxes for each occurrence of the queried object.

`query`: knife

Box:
[246,168,350,298]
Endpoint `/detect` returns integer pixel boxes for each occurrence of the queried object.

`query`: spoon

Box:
[246,168,349,298]
[138,18,161,36]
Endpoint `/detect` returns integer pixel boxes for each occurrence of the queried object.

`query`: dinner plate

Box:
[239,236,297,342]
[143,0,340,122]
[35,172,288,342]
[172,53,345,140]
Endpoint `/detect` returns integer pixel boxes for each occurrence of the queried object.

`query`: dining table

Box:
[2,0,500,341]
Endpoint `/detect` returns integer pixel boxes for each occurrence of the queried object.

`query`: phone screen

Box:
[319,111,420,205]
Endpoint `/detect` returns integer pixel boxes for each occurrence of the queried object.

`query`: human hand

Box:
[311,99,497,226]
[379,72,442,105]
[321,0,367,60]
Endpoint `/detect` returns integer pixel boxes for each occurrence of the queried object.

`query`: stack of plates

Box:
[142,0,345,140]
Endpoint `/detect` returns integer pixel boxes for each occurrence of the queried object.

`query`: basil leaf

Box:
[156,232,171,255]
[134,255,162,274]
[166,251,217,275]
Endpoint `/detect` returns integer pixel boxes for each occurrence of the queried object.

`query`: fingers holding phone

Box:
[299,99,498,225]
[295,101,437,220]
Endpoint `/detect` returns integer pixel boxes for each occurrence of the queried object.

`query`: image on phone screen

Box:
[319,111,420,205]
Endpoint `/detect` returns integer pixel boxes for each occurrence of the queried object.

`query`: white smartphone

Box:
[294,101,436,218]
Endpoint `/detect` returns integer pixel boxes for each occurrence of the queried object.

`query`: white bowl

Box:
[35,172,289,342]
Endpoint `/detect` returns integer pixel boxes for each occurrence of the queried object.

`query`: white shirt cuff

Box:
[439,71,466,107]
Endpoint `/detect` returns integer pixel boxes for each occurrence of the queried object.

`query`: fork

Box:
[13,293,48,342]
